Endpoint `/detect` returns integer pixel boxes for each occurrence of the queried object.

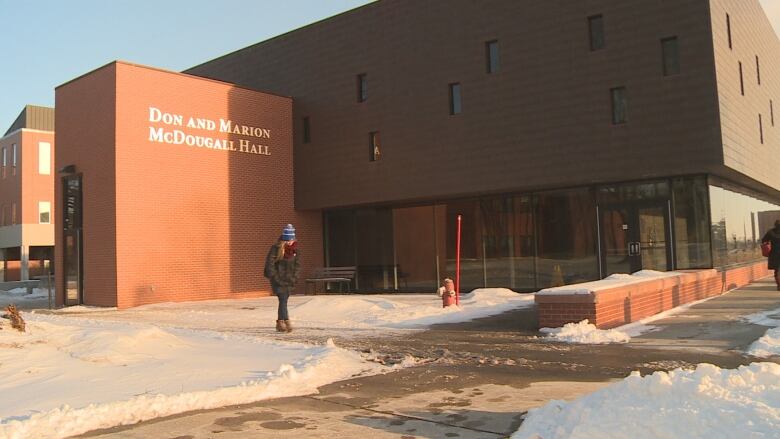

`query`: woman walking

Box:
[264,224,300,332]
[761,220,780,291]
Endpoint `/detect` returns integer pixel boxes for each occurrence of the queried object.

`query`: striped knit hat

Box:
[281,224,296,241]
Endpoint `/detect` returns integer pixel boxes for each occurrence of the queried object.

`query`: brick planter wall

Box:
[536,261,771,329]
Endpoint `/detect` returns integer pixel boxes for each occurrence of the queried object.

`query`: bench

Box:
[305,266,356,294]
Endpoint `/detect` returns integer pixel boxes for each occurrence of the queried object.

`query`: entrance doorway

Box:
[599,202,672,277]
[62,174,82,306]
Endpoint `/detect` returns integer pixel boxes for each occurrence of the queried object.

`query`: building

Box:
[54,62,319,307]
[0,105,55,282]
[56,0,780,307]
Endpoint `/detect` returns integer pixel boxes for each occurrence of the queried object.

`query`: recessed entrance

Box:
[62,174,83,306]
[599,201,672,277]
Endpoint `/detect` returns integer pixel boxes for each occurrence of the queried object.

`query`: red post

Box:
[455,214,462,306]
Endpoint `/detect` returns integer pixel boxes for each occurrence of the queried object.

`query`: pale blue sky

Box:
[0,0,373,130]
[1,0,779,131]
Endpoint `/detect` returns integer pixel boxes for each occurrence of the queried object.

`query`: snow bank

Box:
[747,327,780,358]
[540,320,630,344]
[512,362,780,439]
[71,289,535,334]
[0,314,385,439]
[288,288,534,329]
[743,306,780,358]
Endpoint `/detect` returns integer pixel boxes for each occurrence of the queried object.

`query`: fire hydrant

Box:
[438,278,457,308]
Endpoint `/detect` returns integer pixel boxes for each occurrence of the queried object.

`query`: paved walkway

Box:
[78,278,780,438]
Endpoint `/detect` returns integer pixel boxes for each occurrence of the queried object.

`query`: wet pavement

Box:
[78,278,780,438]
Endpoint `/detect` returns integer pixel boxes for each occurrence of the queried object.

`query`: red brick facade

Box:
[55,62,322,308]
[536,261,771,329]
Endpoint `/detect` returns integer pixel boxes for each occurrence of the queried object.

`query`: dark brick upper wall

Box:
[709,0,780,198]
[188,0,733,210]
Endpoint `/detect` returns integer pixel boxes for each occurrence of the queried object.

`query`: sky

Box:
[0,0,373,131]
[0,0,778,132]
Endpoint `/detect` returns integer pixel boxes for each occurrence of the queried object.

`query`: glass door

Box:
[63,175,83,306]
[600,202,671,277]
[600,205,635,276]
[637,206,669,272]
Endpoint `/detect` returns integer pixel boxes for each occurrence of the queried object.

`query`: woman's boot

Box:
[276,320,287,332]
[284,320,293,333]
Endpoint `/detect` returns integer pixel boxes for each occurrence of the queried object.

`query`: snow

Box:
[536,270,698,296]
[540,320,631,344]
[0,314,386,439]
[747,327,780,358]
[512,362,780,439]
[742,306,780,358]
[45,288,535,334]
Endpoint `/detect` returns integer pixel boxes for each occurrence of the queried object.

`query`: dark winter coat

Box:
[264,242,301,289]
[762,228,780,270]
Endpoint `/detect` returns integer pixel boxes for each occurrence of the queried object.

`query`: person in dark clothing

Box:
[761,220,780,290]
[264,224,301,332]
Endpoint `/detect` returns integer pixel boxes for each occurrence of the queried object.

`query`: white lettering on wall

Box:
[147,106,272,156]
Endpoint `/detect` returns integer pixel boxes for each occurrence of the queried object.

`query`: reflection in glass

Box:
[672,177,712,268]
[481,196,536,290]
[638,207,668,271]
[392,206,437,291]
[709,182,780,267]
[536,189,599,288]
[436,200,483,292]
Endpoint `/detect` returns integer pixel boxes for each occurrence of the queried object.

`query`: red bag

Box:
[762,241,772,257]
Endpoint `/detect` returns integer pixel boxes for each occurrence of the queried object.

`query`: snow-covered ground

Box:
[743,306,780,358]
[0,288,533,437]
[512,362,780,439]
[48,288,535,336]
[540,320,631,344]
[0,313,386,439]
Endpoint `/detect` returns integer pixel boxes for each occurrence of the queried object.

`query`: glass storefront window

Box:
[536,188,599,288]
[435,200,484,292]
[672,177,712,269]
[392,206,438,291]
[481,196,536,290]
[709,181,780,267]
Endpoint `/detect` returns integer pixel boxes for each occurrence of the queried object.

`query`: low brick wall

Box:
[536,261,771,329]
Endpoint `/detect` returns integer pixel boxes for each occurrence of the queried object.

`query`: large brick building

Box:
[0,105,55,282]
[55,0,780,307]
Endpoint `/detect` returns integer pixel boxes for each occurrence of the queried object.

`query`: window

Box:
[727,14,732,49]
[1,147,5,179]
[11,144,16,167]
[486,40,499,73]
[739,62,744,96]
[39,142,51,175]
[302,117,311,144]
[661,37,680,76]
[588,15,605,51]
[759,114,764,144]
[357,73,367,102]
[756,56,761,85]
[449,83,462,115]
[369,131,381,161]
[39,201,51,224]
[610,87,627,124]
